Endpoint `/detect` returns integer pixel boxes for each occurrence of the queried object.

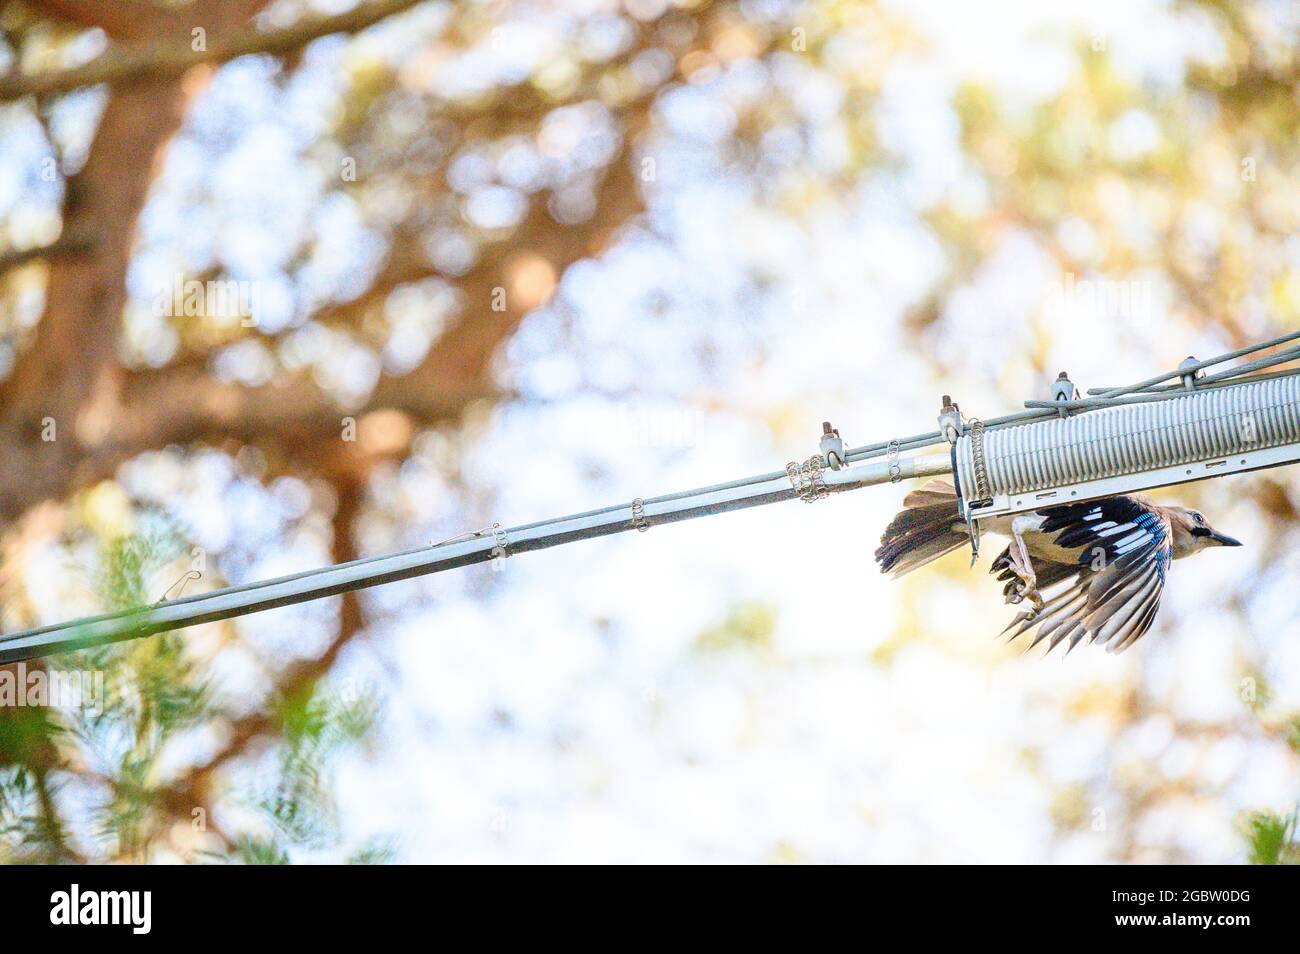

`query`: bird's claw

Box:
[1006,577,1045,611]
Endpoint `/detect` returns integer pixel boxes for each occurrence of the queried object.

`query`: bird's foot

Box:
[1006,577,1045,611]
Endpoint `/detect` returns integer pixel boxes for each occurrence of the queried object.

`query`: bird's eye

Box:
[1192,511,1205,524]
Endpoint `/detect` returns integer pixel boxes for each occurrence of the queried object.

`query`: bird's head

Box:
[1166,506,1243,559]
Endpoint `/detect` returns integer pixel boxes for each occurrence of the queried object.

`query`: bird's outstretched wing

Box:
[1002,496,1173,654]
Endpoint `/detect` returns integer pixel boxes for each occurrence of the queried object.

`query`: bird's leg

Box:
[1007,516,1045,613]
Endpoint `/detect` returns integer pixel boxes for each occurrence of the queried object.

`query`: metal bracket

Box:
[1179,355,1203,390]
[966,515,982,564]
[940,395,986,564]
[967,440,1300,523]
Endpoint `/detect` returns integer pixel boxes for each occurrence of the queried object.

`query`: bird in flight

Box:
[876,481,1242,653]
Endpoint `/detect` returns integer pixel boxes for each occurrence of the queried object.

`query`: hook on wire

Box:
[156,570,202,605]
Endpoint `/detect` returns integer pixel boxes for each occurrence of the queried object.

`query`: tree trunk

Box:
[0,74,193,519]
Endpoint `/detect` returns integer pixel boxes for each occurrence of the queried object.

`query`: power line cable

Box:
[2,334,1299,663]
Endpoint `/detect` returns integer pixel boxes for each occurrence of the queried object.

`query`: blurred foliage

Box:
[1251,694,1300,865]
[695,601,777,652]
[1243,807,1298,865]
[258,683,378,849]
[0,529,383,863]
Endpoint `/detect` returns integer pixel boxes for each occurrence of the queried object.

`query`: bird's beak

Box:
[1209,530,1243,547]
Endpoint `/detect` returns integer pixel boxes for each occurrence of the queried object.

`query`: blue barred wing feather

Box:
[1004,497,1173,654]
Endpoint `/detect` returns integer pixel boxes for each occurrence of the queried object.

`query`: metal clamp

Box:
[819,421,846,470]
[631,498,649,532]
[938,395,963,444]
[1052,371,1078,417]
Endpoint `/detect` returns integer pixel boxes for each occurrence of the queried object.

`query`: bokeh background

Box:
[1,0,1298,863]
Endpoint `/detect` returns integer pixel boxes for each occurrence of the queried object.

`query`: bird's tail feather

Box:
[875,480,968,577]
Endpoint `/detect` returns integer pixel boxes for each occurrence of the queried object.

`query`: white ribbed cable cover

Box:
[955,375,1300,512]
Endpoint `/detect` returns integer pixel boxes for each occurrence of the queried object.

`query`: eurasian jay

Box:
[876,480,1241,653]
